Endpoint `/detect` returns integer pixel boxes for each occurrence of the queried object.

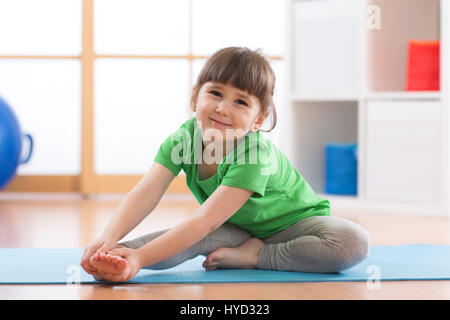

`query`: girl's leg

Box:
[118,222,251,270]
[257,215,370,273]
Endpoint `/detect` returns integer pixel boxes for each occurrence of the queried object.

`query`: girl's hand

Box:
[95,247,143,282]
[80,237,117,275]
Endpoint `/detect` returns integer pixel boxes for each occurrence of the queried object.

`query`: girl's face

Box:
[193,82,267,142]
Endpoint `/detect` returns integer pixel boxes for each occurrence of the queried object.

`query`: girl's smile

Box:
[209,117,232,128]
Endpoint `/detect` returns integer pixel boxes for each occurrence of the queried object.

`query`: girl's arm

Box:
[135,185,253,268]
[101,162,176,242]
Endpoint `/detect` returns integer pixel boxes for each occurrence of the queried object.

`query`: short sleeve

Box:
[220,142,273,197]
[154,125,193,177]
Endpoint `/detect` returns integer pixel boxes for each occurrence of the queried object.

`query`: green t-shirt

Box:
[154,117,331,238]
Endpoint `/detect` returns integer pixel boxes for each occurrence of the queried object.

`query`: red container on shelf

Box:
[406,40,440,91]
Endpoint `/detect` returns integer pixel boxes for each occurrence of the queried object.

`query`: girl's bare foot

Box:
[202,238,264,271]
[89,246,128,276]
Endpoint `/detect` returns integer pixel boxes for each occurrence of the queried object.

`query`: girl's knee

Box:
[357,227,371,259]
[315,217,370,273]
[333,223,371,272]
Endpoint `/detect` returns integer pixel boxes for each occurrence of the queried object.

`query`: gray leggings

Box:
[120,215,371,273]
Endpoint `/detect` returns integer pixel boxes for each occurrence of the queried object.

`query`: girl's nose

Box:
[216,101,230,115]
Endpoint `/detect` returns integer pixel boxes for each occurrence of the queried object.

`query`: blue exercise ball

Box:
[0,96,33,190]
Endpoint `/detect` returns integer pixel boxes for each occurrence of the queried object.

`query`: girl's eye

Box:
[236,99,248,106]
[210,90,221,97]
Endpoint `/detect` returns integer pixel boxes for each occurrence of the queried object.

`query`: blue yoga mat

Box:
[0,244,449,284]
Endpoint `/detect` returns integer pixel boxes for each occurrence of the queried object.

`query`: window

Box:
[0,0,287,193]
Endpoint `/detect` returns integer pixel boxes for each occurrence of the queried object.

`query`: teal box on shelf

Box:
[325,143,357,195]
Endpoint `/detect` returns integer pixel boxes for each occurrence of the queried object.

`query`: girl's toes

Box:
[205,256,215,265]
[205,265,218,271]
[116,258,128,271]
[202,259,218,270]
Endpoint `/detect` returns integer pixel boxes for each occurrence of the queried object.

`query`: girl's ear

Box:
[251,110,269,132]
[190,85,198,112]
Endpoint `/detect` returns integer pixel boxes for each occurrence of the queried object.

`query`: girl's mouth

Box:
[210,118,232,128]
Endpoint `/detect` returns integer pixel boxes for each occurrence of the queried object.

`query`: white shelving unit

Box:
[281,0,449,216]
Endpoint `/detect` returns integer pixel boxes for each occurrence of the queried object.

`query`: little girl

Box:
[80,47,370,282]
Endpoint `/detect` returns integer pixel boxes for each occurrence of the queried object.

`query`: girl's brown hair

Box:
[190,47,277,132]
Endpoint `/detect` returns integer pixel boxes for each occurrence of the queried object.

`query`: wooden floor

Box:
[0,192,450,300]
